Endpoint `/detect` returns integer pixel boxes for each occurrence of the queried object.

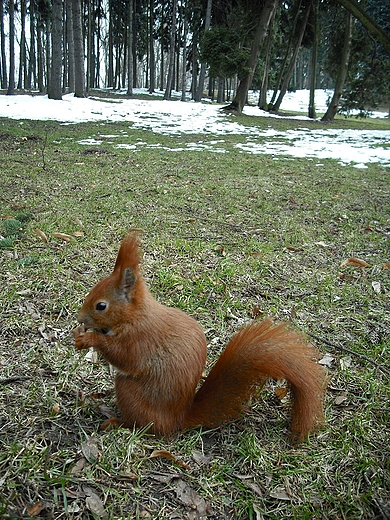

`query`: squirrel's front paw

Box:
[73,326,89,350]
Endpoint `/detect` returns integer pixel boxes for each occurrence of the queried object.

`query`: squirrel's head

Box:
[77,232,144,334]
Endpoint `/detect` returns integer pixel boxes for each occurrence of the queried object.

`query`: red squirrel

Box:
[73,232,325,442]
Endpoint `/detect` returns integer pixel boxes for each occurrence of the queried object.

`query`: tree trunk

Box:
[95,0,101,88]
[132,34,137,88]
[107,1,114,87]
[194,0,212,102]
[17,0,27,89]
[308,0,319,119]
[86,0,92,92]
[49,0,63,100]
[37,23,45,92]
[72,0,85,97]
[1,0,8,88]
[163,0,178,99]
[62,4,68,91]
[46,23,51,93]
[321,12,353,121]
[217,77,224,102]
[337,0,390,56]
[66,0,75,92]
[222,0,279,115]
[148,0,155,93]
[258,8,275,110]
[27,0,35,89]
[7,0,15,95]
[272,2,311,113]
[127,0,133,96]
[190,32,197,98]
[159,9,164,90]
[181,4,188,102]
[268,0,302,110]
[176,19,181,92]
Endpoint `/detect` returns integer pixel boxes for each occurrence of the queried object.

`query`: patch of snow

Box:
[0,89,389,167]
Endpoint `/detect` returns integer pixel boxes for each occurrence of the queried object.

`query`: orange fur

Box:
[73,232,325,441]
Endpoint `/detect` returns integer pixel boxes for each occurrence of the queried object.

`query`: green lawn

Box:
[0,112,389,519]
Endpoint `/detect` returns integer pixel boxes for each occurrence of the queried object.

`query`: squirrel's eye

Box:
[96,302,107,311]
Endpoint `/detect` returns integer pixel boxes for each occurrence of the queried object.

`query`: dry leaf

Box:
[269,487,291,501]
[67,502,81,513]
[340,257,371,268]
[84,348,98,363]
[275,387,288,400]
[252,305,264,318]
[81,437,100,464]
[83,486,107,518]
[75,389,86,405]
[52,403,60,414]
[334,393,348,405]
[53,232,73,242]
[33,228,48,243]
[73,231,85,237]
[27,501,44,517]
[382,262,390,270]
[174,478,208,515]
[71,457,87,476]
[340,356,353,370]
[149,450,190,470]
[319,353,335,368]
[192,450,213,466]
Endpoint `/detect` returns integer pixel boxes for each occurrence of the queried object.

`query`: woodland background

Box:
[1,0,390,120]
[1,1,390,519]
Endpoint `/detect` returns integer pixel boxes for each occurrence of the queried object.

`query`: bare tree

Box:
[337,0,390,56]
[321,11,353,121]
[222,0,279,115]
[181,2,189,102]
[17,0,27,89]
[72,0,85,97]
[49,0,63,99]
[194,0,212,102]
[27,0,36,89]
[7,0,15,95]
[272,2,311,113]
[258,7,275,110]
[127,0,133,96]
[66,0,75,92]
[308,0,319,118]
[148,0,155,93]
[164,0,178,100]
[0,0,7,88]
[268,0,302,110]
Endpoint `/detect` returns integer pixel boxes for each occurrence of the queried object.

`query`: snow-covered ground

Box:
[0,89,389,168]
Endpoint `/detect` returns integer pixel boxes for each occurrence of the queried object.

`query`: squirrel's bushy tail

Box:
[184,318,325,441]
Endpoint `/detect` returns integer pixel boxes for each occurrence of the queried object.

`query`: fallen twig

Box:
[0,376,30,386]
[308,332,390,376]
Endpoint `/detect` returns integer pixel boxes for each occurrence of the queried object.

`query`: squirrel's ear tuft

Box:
[118,267,137,301]
[114,232,142,273]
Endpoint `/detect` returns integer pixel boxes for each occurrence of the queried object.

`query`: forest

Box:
[1,0,390,121]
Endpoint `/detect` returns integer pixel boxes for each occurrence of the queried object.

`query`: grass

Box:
[0,105,389,519]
